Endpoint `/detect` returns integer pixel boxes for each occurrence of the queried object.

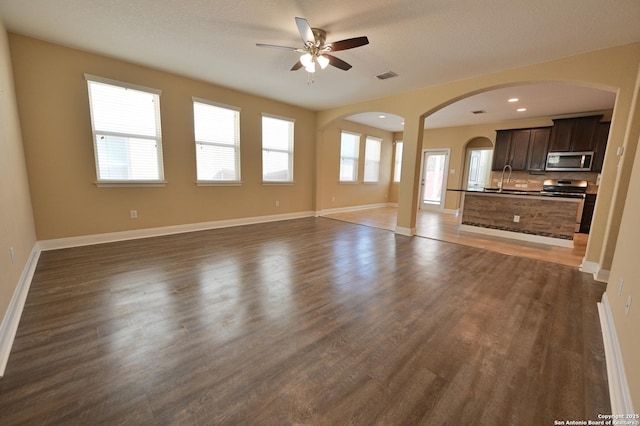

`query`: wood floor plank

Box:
[0,217,609,425]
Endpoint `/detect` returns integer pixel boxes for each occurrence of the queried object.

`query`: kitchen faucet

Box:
[499,164,512,193]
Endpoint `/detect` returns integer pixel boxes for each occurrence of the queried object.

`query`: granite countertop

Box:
[447,188,585,199]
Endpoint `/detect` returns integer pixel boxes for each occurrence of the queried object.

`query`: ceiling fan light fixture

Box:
[304,61,316,73]
[300,53,313,67]
[317,55,329,69]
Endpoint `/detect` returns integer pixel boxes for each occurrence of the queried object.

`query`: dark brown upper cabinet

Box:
[548,115,602,152]
[526,127,551,172]
[492,127,551,172]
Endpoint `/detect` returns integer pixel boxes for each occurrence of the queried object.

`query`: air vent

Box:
[375,71,398,80]
[471,110,486,115]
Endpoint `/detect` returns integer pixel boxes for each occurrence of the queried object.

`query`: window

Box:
[393,141,404,182]
[363,137,382,183]
[340,131,360,182]
[193,99,241,183]
[85,75,164,183]
[262,115,294,182]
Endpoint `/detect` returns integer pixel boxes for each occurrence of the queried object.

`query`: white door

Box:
[466,149,492,191]
[420,149,449,210]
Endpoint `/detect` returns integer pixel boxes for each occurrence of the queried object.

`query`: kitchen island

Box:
[456,190,582,247]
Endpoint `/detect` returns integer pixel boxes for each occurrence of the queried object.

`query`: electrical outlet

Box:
[130,210,138,219]
[332,196,335,203]
[625,296,632,316]
[275,200,279,207]
[513,215,520,223]
[10,246,15,264]
[618,278,624,296]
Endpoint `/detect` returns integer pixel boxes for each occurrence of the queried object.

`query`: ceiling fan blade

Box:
[295,17,315,47]
[290,60,303,71]
[326,54,352,71]
[328,36,369,52]
[256,43,298,51]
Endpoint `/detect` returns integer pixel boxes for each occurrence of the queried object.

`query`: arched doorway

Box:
[463,137,493,191]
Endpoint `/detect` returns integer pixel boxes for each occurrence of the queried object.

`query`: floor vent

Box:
[375,71,398,80]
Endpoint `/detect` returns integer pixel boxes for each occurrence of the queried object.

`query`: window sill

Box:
[95,180,168,188]
[339,181,359,185]
[196,180,243,187]
[363,181,380,185]
[262,181,295,186]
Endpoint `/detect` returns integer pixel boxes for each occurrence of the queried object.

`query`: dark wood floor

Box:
[0,217,609,425]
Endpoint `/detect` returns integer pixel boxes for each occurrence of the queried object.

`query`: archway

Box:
[463,136,493,191]
[314,110,405,215]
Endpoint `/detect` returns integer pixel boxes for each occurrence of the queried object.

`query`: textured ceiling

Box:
[0,0,638,128]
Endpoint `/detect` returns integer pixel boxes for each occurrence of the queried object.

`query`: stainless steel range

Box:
[540,179,588,197]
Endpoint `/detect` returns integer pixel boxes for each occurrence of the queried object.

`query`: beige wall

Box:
[606,128,640,408]
[0,25,36,331]
[604,66,640,410]
[9,34,316,240]
[317,119,393,211]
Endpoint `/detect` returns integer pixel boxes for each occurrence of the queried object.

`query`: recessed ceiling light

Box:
[508,98,519,103]
[379,115,386,119]
[517,108,527,112]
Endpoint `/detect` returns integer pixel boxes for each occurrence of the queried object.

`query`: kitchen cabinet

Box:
[579,194,597,234]
[548,115,602,152]
[526,127,551,172]
[492,127,551,172]
[492,130,511,171]
[591,122,610,173]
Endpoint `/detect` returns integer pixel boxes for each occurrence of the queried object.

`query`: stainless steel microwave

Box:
[545,151,594,172]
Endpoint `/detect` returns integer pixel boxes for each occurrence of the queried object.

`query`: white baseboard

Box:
[317,203,395,216]
[595,268,611,283]
[0,243,41,377]
[581,259,600,274]
[580,259,610,282]
[39,211,315,251]
[459,224,574,248]
[395,226,415,236]
[598,293,635,415]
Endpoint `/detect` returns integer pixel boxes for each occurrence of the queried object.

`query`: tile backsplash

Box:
[489,171,600,192]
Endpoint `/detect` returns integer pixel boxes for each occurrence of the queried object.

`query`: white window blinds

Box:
[86,75,164,182]
[340,131,360,182]
[262,115,294,182]
[364,137,382,183]
[193,100,241,182]
[394,141,404,182]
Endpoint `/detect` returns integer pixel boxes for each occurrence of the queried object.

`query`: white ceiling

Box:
[0,0,638,129]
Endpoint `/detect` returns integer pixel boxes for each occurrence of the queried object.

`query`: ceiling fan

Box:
[257,17,369,74]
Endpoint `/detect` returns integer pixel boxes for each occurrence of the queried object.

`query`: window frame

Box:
[85,74,165,187]
[192,97,242,186]
[261,114,295,184]
[363,136,382,183]
[339,131,361,183]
